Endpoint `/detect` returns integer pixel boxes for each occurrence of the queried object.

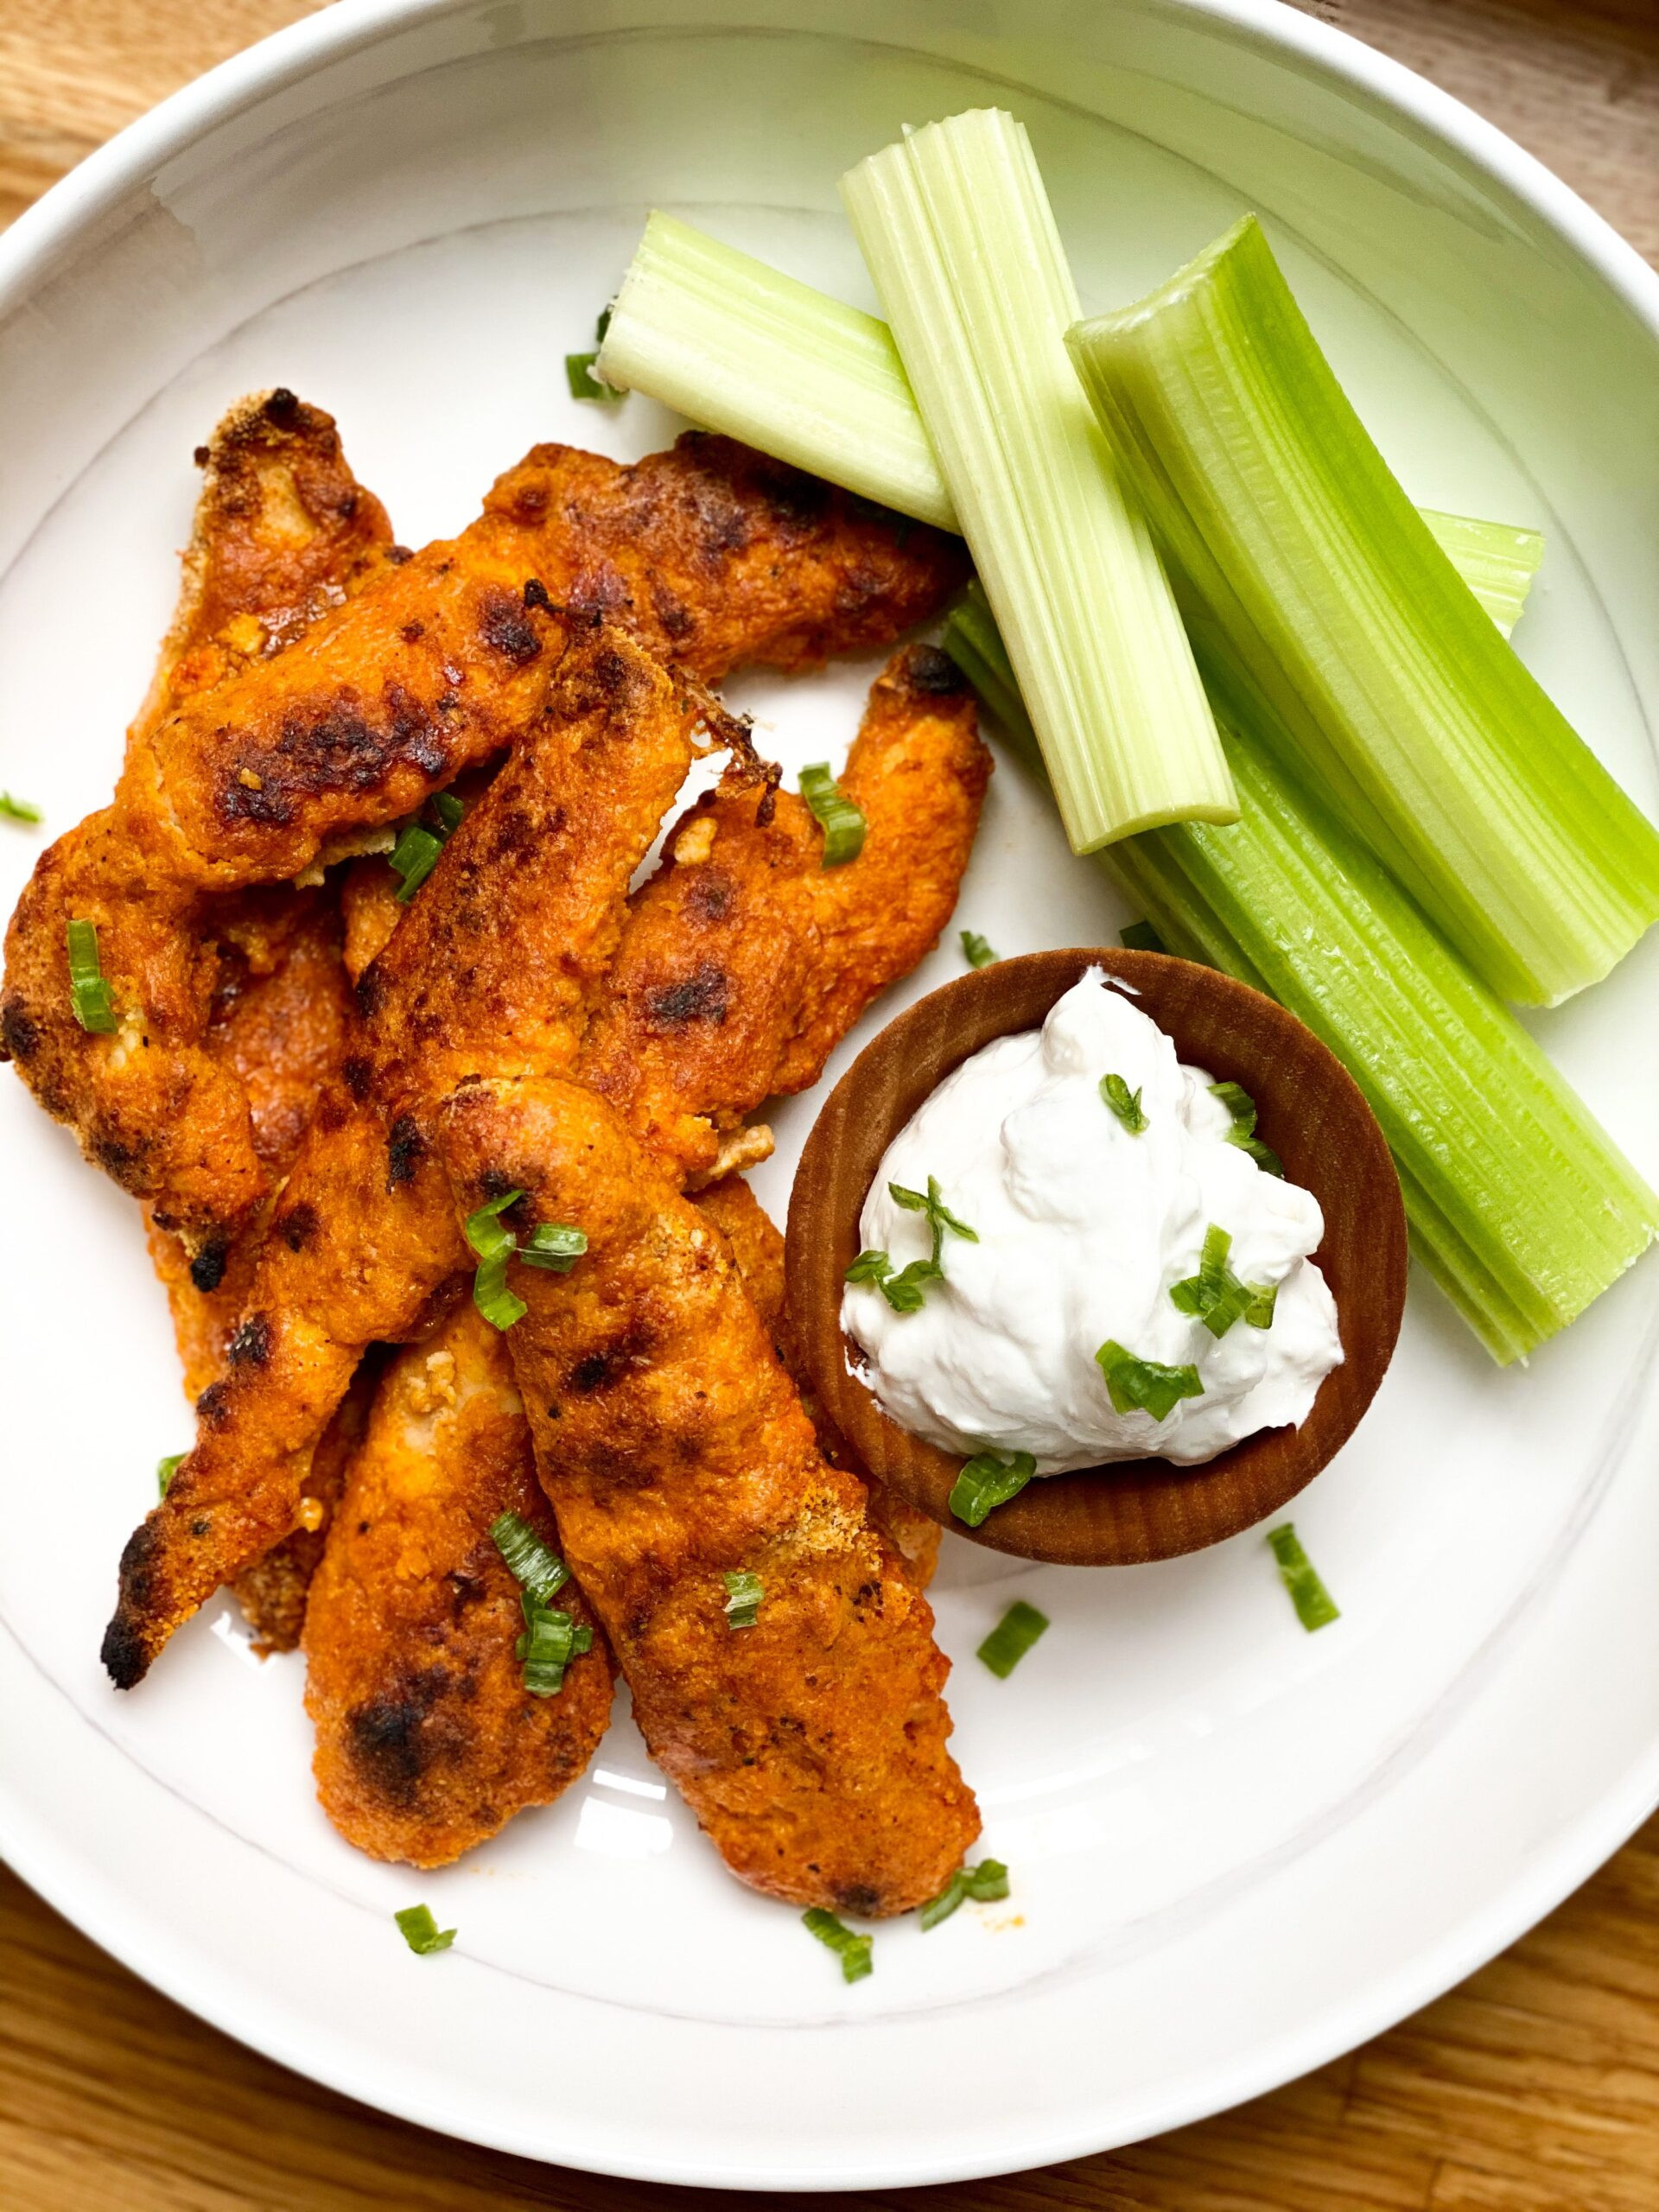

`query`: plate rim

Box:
[4,0,1659,2184]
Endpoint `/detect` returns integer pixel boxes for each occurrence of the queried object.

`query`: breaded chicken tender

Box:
[302,1174,859,1866]
[3,431,963,1261]
[580,644,989,1184]
[303,1301,612,1866]
[441,1075,980,1916]
[144,887,358,1398]
[104,629,729,1687]
[1,391,395,1259]
[692,1174,940,1590]
[118,435,966,891]
[95,394,399,1647]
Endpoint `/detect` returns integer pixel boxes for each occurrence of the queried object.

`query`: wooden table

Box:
[4,3,1659,2205]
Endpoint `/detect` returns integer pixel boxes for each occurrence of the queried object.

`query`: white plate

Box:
[3,0,1659,2189]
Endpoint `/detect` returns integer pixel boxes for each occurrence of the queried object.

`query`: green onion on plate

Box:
[976,1602,1048,1680]
[394,1904,456,1955]
[1267,1522,1340,1632]
[919,1859,1010,1930]
[802,1907,874,1982]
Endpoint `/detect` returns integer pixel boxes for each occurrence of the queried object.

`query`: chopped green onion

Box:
[489,1510,571,1606]
[1118,919,1166,954]
[722,1569,764,1630]
[1168,1223,1272,1339]
[1065,214,1659,1005]
[389,822,444,903]
[1267,1522,1340,1631]
[949,1450,1036,1528]
[518,1222,588,1274]
[961,929,998,969]
[0,791,41,824]
[848,1179,975,1315]
[1095,1339,1204,1423]
[842,109,1233,854]
[464,1187,523,1258]
[842,1243,942,1313]
[394,1904,455,1955]
[976,1601,1048,1679]
[802,1907,874,1983]
[1207,1082,1284,1178]
[1099,1072,1147,1135]
[889,1175,977,1260]
[798,762,867,866]
[845,1249,894,1286]
[472,1248,526,1332]
[156,1452,185,1498]
[879,1258,943,1313]
[919,1859,1011,1929]
[65,918,117,1033]
[466,1192,582,1325]
[517,1593,580,1695]
[391,791,466,900]
[565,352,620,401]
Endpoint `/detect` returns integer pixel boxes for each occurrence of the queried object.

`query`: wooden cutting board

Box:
[3,3,1659,2205]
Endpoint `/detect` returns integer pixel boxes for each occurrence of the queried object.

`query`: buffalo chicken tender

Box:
[4,429,963,1262]
[2,390,394,1262]
[580,644,990,1186]
[103,629,730,1688]
[441,1075,980,1917]
[692,1174,940,1592]
[304,1302,612,1866]
[299,1175,895,1867]
[118,430,968,894]
[6,391,393,1651]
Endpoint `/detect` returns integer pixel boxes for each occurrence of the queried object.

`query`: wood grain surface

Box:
[4,2,1659,2206]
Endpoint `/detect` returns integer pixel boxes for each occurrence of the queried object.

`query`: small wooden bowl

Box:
[785,950,1407,1566]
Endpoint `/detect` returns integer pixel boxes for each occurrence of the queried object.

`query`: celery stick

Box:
[596,213,955,532]
[944,589,1658,1363]
[597,214,1543,638]
[1418,510,1542,639]
[1065,215,1659,1007]
[841,110,1235,854]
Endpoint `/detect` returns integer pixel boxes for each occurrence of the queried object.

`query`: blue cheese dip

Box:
[841,969,1343,1471]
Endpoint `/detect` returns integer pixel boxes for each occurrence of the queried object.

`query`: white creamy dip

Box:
[842,969,1343,1471]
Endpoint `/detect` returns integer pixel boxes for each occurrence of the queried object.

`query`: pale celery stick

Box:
[596,213,955,532]
[1065,215,1659,1007]
[1418,510,1542,639]
[595,213,1542,634]
[840,109,1234,854]
[943,588,1657,1364]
